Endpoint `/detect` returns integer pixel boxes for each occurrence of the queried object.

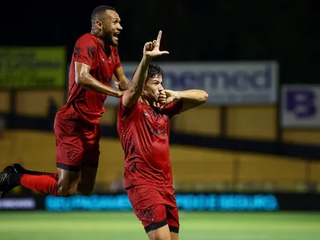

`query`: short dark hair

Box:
[91,5,116,21]
[147,63,164,80]
[131,63,164,81]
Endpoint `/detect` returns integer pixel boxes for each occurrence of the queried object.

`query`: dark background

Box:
[0,0,319,84]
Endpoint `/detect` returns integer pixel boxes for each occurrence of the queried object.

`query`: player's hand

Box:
[160,89,179,110]
[143,30,169,58]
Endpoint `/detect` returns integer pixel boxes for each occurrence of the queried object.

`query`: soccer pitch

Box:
[0,212,319,240]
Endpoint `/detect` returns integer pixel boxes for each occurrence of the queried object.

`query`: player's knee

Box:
[78,190,93,196]
[56,183,77,197]
[147,226,171,240]
[77,184,94,196]
[56,169,80,197]
[150,234,171,240]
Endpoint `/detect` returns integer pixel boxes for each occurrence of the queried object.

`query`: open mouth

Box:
[113,33,119,41]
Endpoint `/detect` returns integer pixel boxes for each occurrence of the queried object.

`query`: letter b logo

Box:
[286,90,316,118]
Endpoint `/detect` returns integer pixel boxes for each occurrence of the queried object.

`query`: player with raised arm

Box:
[117,31,209,240]
[0,5,131,198]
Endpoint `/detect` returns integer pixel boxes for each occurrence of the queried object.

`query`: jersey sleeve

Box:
[113,47,122,69]
[73,35,97,68]
[161,100,184,119]
[117,97,141,120]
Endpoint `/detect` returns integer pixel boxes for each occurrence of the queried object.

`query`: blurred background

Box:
[0,1,320,239]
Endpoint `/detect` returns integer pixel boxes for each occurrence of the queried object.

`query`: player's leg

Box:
[11,163,58,179]
[76,165,97,195]
[170,231,178,240]
[0,162,59,198]
[0,160,59,198]
[0,166,76,197]
[167,207,179,240]
[76,123,100,195]
[56,168,80,196]
[0,150,82,197]
[166,187,180,240]
[145,205,179,240]
[146,222,171,240]
[0,117,84,197]
[57,145,99,196]
[144,205,171,240]
[21,115,85,196]
[127,186,172,240]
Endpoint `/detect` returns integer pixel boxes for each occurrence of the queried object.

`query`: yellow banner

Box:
[0,47,66,89]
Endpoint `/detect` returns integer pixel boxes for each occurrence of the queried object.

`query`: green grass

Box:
[0,211,319,240]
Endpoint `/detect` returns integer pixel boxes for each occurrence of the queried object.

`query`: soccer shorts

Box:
[54,116,101,171]
[127,185,180,233]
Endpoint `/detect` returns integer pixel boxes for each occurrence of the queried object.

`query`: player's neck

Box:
[139,97,150,106]
[100,40,111,55]
[90,32,111,53]
[139,97,157,108]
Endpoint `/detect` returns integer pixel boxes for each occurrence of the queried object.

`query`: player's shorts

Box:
[54,116,101,171]
[127,185,180,233]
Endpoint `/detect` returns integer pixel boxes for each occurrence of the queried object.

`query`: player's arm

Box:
[161,89,209,113]
[122,31,169,108]
[113,67,132,91]
[75,62,123,98]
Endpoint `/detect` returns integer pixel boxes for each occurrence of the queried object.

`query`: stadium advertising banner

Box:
[44,193,320,212]
[0,47,66,89]
[105,61,278,106]
[45,194,279,211]
[0,196,44,211]
[1,193,320,212]
[281,85,320,127]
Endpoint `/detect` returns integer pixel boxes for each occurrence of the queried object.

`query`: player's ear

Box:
[96,20,103,30]
[144,80,150,90]
[142,84,148,95]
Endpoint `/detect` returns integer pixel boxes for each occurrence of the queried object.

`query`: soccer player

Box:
[117,32,208,239]
[0,5,131,198]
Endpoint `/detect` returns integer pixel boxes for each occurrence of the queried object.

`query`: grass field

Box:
[0,211,319,240]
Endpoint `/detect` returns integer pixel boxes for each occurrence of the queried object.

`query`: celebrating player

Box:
[0,5,131,198]
[117,31,208,240]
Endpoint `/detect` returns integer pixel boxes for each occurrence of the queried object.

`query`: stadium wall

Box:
[1,130,319,192]
[1,89,320,160]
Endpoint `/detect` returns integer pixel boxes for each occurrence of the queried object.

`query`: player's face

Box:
[102,10,122,46]
[143,75,164,102]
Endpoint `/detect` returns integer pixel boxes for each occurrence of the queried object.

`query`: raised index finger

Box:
[157,30,162,46]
